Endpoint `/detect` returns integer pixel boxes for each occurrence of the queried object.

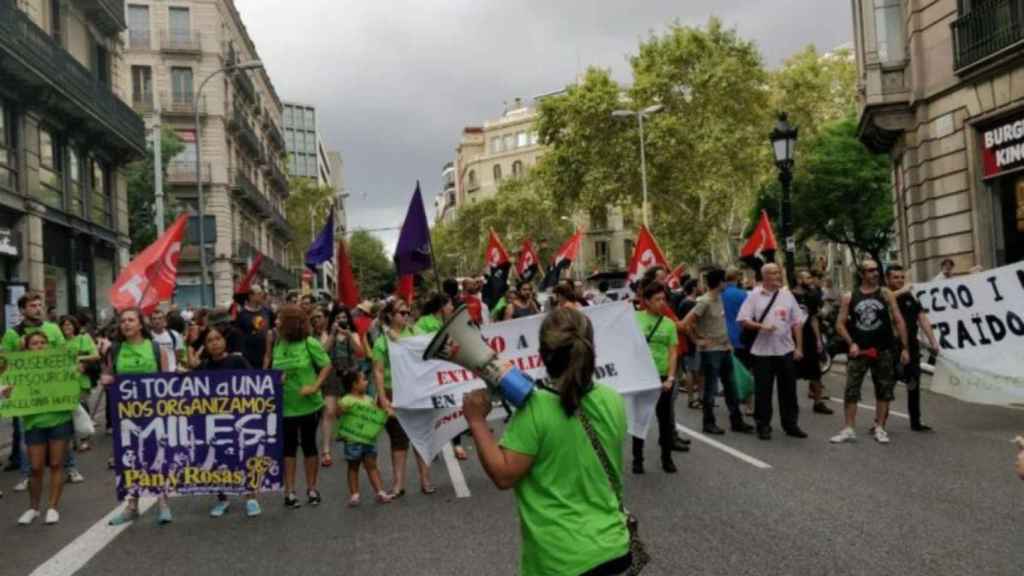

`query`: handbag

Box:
[739,290,780,350]
[579,408,650,574]
[72,404,96,439]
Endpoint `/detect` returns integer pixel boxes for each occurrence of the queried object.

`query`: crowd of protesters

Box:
[0,258,948,532]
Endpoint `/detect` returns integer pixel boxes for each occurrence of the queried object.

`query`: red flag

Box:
[667,263,687,291]
[110,213,189,314]
[627,225,670,283]
[540,229,583,290]
[336,239,361,309]
[515,238,540,281]
[740,210,778,260]
[484,229,510,272]
[235,252,263,295]
[395,274,414,305]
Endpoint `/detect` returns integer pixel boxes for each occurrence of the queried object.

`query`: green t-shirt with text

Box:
[70,333,98,391]
[272,337,328,417]
[635,310,677,377]
[499,384,629,576]
[115,340,159,375]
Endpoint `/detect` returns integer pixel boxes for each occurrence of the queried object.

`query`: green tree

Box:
[347,230,394,299]
[535,19,773,263]
[769,45,857,142]
[790,115,894,264]
[284,178,336,267]
[431,174,574,278]
[124,127,184,253]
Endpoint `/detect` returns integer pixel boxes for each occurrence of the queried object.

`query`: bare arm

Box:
[346,330,365,357]
[886,290,910,350]
[835,294,853,347]
[463,390,533,490]
[665,345,678,390]
[262,331,273,369]
[374,360,392,414]
[918,312,940,352]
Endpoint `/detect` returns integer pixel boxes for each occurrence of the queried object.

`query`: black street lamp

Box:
[770,112,798,287]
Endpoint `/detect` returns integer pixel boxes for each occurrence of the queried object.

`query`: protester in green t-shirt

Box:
[106,308,172,527]
[374,298,434,498]
[463,307,631,576]
[413,293,453,335]
[14,331,76,526]
[271,304,332,509]
[338,369,392,506]
[633,281,680,475]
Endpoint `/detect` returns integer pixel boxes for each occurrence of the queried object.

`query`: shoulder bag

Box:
[579,408,650,574]
[739,290,780,350]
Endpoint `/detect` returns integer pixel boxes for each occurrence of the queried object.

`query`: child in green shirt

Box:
[338,369,391,506]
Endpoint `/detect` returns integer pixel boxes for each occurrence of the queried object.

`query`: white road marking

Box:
[28,497,157,576]
[675,423,772,470]
[442,443,471,499]
[826,397,909,419]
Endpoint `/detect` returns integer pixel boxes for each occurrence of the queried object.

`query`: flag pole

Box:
[423,181,444,296]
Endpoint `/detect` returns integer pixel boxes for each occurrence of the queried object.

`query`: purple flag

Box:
[305,212,334,270]
[393,182,433,275]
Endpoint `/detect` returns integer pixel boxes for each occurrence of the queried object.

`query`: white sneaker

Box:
[830,427,857,444]
[44,509,59,525]
[67,470,85,484]
[17,509,39,526]
[13,478,29,492]
[874,426,890,444]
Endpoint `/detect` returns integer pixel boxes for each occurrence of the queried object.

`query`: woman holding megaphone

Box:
[462,307,635,576]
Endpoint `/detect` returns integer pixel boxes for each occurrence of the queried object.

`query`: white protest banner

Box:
[912,261,1024,406]
[389,302,663,462]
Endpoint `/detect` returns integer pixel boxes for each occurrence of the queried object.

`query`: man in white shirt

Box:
[149,309,183,372]
[737,264,807,440]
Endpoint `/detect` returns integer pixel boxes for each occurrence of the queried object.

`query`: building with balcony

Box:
[0,0,145,325]
[123,0,296,304]
[853,0,1024,279]
[451,99,637,276]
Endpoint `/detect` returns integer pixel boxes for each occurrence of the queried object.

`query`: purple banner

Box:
[111,370,283,500]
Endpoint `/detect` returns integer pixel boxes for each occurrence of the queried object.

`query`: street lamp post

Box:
[194,60,263,307]
[612,104,663,228]
[769,112,799,287]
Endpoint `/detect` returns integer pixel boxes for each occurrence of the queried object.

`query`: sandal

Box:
[347,494,360,507]
[375,491,392,504]
[688,399,702,410]
[421,485,436,495]
[320,453,333,468]
[453,446,468,461]
[78,441,92,452]
[389,488,406,499]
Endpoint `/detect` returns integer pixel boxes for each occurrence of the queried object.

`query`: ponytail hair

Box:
[539,307,595,416]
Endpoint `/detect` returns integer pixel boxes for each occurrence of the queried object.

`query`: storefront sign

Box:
[981,113,1024,179]
[0,228,18,257]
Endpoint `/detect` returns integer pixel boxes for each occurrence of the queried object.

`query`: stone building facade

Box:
[124,0,295,305]
[0,0,145,325]
[854,0,1024,279]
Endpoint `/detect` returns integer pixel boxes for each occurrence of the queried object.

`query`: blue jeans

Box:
[700,350,742,426]
[17,424,77,477]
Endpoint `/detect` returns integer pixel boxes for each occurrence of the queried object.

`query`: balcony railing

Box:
[233,70,257,104]
[166,160,211,184]
[160,30,201,54]
[269,161,289,195]
[229,108,262,158]
[79,0,127,33]
[0,0,146,157]
[268,208,293,240]
[160,91,206,116]
[232,168,273,218]
[266,120,286,151]
[952,0,1024,72]
[132,93,155,114]
[128,30,151,50]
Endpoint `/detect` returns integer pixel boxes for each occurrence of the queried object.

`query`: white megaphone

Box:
[422,305,534,408]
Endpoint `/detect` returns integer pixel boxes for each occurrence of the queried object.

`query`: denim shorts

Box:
[343,442,377,462]
[24,420,74,446]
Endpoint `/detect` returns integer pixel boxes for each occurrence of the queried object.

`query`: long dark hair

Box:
[117,307,152,342]
[539,307,595,416]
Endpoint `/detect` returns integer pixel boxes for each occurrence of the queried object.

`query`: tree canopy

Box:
[347,230,394,299]
[284,178,336,267]
[125,128,183,253]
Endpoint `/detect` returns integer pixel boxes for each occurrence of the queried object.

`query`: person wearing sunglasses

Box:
[374,299,434,497]
[831,260,910,445]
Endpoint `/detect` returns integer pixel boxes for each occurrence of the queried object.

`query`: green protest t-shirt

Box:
[499,385,629,576]
[115,340,159,375]
[413,314,443,335]
[340,394,374,410]
[70,333,97,391]
[371,328,415,391]
[635,310,677,377]
[272,337,328,417]
[1,322,66,352]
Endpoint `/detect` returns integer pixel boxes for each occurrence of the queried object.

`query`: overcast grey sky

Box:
[238,0,852,252]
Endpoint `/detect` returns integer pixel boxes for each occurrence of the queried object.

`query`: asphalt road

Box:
[1,370,1021,576]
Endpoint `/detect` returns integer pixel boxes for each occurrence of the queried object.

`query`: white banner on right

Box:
[913,261,1024,407]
